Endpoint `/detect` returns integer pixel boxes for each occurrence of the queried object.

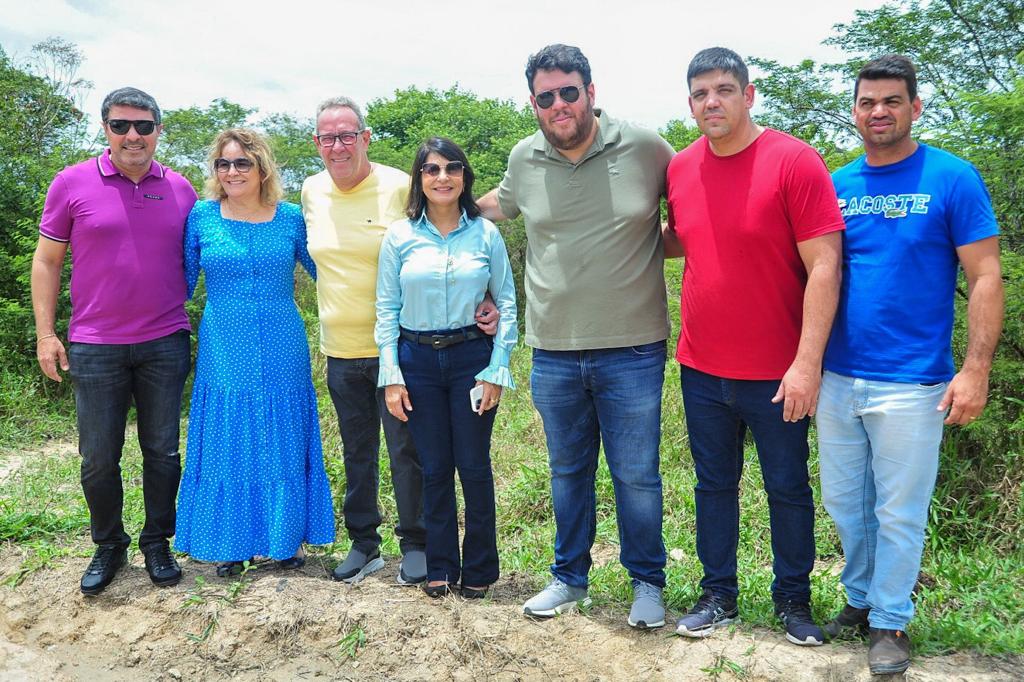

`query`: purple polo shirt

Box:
[39,149,198,343]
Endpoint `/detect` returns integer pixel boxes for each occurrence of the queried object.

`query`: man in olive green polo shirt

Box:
[478,43,674,629]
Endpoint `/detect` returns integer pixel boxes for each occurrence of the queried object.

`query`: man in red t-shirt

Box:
[664,47,844,647]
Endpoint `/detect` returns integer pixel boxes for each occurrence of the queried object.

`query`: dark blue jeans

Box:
[680,365,815,603]
[68,330,191,549]
[326,356,426,556]
[399,333,498,586]
[530,341,667,589]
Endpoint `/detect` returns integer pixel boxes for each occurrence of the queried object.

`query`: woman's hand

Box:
[476,381,502,415]
[385,384,412,422]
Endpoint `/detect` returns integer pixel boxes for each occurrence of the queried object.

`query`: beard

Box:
[538,97,596,152]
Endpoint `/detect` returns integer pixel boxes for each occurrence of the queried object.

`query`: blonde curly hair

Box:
[203,127,284,205]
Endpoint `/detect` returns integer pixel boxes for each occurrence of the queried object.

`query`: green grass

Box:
[1,265,1021,656]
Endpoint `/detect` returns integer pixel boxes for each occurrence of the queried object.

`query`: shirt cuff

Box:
[377,362,405,388]
[475,364,516,390]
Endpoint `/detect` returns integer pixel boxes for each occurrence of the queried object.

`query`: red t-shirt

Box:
[666,129,845,380]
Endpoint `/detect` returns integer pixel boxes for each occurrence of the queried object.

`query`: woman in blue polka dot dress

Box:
[175,128,335,575]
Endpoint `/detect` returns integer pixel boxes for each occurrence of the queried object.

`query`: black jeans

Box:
[326,356,426,555]
[69,330,191,549]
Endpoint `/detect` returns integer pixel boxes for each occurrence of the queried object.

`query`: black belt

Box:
[400,326,485,350]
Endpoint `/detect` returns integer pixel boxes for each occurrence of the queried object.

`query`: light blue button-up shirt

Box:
[375,210,518,388]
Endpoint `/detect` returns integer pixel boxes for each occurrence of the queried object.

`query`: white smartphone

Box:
[469,385,484,412]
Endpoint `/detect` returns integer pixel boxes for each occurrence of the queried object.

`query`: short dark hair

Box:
[855,54,918,101]
[405,137,480,220]
[525,44,592,94]
[101,87,161,123]
[687,47,749,90]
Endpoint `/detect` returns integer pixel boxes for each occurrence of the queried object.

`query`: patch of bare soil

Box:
[1,549,1020,682]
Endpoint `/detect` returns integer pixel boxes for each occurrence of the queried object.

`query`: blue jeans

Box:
[680,365,815,603]
[326,356,426,556]
[399,332,499,586]
[816,370,946,630]
[530,341,667,589]
[68,330,191,549]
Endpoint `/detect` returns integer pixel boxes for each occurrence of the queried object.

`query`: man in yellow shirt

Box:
[302,97,496,584]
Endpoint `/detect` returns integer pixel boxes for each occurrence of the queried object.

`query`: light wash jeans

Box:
[816,370,947,630]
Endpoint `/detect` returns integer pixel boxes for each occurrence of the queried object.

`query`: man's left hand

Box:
[475,297,499,335]
[938,367,990,425]
[771,360,821,422]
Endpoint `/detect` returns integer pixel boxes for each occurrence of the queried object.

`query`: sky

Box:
[0,0,887,133]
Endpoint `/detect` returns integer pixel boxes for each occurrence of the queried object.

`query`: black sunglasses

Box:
[213,157,255,173]
[106,119,157,135]
[421,161,465,177]
[534,85,584,109]
[315,130,364,147]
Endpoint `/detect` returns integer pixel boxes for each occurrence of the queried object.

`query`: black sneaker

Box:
[823,603,870,640]
[80,544,127,595]
[775,600,825,646]
[869,627,911,674]
[142,542,182,587]
[675,590,738,638]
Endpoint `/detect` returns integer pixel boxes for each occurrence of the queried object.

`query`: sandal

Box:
[422,582,452,598]
[460,585,490,599]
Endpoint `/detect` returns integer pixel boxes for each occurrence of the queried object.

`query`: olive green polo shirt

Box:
[496,110,674,350]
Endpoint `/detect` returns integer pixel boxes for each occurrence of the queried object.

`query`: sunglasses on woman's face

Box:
[106,119,157,135]
[534,85,584,109]
[213,157,255,174]
[421,161,465,177]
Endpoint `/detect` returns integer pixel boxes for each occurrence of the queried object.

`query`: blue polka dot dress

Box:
[175,200,335,561]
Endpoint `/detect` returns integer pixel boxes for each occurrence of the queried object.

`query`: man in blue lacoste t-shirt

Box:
[817,55,1004,675]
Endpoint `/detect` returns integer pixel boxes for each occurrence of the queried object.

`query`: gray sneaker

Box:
[628,581,665,629]
[396,550,427,585]
[675,590,738,637]
[331,549,385,584]
[522,578,591,617]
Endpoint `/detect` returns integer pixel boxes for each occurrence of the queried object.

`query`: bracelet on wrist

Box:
[37,333,58,343]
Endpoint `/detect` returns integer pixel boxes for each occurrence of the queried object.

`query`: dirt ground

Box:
[0,548,1020,682]
[2,445,1022,682]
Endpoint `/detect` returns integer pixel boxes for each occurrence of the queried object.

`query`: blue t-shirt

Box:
[824,143,999,383]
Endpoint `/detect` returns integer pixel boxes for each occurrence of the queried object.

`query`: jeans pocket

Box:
[630,340,667,356]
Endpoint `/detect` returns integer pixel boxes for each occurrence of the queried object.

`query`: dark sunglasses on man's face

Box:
[421,161,465,177]
[106,119,157,135]
[213,157,255,174]
[534,85,584,109]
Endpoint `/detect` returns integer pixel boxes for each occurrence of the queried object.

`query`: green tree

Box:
[259,112,318,201]
[366,86,537,192]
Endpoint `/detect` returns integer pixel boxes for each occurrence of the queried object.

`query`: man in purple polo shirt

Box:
[31,87,198,595]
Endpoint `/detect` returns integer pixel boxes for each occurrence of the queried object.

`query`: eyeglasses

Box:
[421,161,465,177]
[534,85,584,109]
[106,119,157,135]
[315,130,364,147]
[213,157,255,174]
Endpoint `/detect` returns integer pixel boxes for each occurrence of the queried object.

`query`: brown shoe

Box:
[868,627,911,675]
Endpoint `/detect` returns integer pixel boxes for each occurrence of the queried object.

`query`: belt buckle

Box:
[430,335,446,350]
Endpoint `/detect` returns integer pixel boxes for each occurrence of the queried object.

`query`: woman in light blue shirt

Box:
[376,137,517,599]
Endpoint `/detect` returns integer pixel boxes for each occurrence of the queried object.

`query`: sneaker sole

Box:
[869,661,910,675]
[675,616,736,638]
[786,632,825,647]
[149,574,182,588]
[396,571,426,586]
[523,596,592,618]
[628,616,666,629]
[335,557,386,584]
